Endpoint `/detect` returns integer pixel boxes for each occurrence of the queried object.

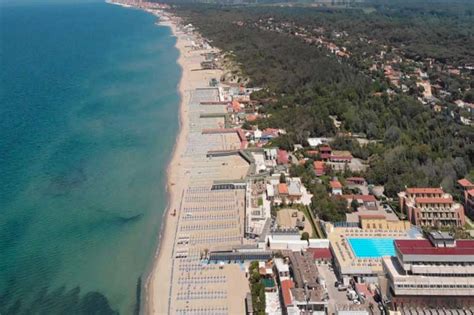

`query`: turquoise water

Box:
[0,1,180,314]
[348,238,396,258]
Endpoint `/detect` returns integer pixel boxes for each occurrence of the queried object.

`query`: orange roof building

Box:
[313,161,325,176]
[330,180,342,189]
[278,183,289,195]
[280,279,294,307]
[231,100,242,112]
[458,179,474,220]
[399,187,465,227]
[458,178,474,189]
[330,179,343,195]
[246,114,257,122]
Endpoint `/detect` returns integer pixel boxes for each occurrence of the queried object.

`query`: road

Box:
[318,264,351,315]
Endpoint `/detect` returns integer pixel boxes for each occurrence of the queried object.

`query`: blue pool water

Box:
[348,238,396,258]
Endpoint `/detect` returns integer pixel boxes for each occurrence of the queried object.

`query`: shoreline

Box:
[106,3,249,314]
[105,1,190,313]
[144,17,187,315]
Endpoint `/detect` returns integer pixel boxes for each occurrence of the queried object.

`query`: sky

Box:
[0,0,99,7]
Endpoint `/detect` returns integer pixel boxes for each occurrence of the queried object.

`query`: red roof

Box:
[415,197,453,204]
[359,214,386,219]
[307,248,333,260]
[342,194,376,202]
[406,187,443,195]
[468,189,474,197]
[281,279,294,306]
[330,180,342,189]
[246,114,257,122]
[263,128,279,137]
[314,161,325,176]
[395,239,474,256]
[458,178,474,188]
[231,100,242,112]
[277,149,289,165]
[314,161,325,169]
[355,283,373,297]
[278,183,289,195]
[347,177,365,183]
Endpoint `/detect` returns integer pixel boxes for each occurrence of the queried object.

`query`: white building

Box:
[382,232,474,307]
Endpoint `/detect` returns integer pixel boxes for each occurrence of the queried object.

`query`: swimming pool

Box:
[348,238,396,258]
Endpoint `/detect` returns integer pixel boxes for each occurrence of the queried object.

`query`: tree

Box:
[350,199,359,212]
[301,232,310,241]
[279,173,286,183]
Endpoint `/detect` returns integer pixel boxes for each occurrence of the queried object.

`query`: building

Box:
[466,189,474,220]
[382,232,474,308]
[277,252,328,315]
[245,293,254,315]
[330,179,343,195]
[266,228,330,251]
[307,137,331,148]
[358,215,410,231]
[346,177,366,186]
[273,177,312,206]
[342,194,378,211]
[458,178,474,219]
[319,145,332,160]
[280,279,295,313]
[398,187,465,227]
[313,161,326,177]
[306,247,333,265]
[330,150,353,163]
[274,258,290,280]
[277,149,289,165]
[326,220,416,286]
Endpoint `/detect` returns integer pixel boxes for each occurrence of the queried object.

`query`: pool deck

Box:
[328,227,411,277]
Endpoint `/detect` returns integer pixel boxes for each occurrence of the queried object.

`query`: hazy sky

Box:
[0,0,100,7]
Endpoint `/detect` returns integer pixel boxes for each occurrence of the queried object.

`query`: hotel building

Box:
[398,187,465,227]
[458,178,474,219]
[382,232,474,308]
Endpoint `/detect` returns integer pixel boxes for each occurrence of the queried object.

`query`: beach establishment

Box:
[325,216,422,285]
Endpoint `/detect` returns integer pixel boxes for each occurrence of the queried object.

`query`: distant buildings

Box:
[383,232,474,307]
[398,187,465,227]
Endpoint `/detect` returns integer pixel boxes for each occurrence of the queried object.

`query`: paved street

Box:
[318,264,351,315]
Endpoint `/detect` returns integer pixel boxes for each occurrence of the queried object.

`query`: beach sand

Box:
[145,15,249,314]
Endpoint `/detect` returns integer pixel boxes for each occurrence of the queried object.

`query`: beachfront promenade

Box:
[148,18,249,315]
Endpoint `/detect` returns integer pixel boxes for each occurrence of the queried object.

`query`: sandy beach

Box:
[144,12,249,315]
[144,17,190,315]
[105,2,250,312]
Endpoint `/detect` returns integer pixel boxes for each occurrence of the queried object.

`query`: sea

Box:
[0,1,180,314]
